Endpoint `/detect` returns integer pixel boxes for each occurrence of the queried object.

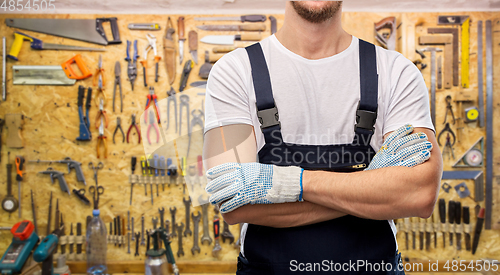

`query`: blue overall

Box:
[236,40,404,274]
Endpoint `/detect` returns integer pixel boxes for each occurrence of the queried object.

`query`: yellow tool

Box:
[461,18,470,88]
[8,31,104,61]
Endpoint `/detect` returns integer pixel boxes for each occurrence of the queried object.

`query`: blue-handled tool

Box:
[33,225,64,275]
[76,86,92,141]
[0,221,39,274]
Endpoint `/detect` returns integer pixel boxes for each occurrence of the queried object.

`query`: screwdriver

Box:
[448,200,456,246]
[130,157,137,206]
[15,156,25,218]
[141,156,147,196]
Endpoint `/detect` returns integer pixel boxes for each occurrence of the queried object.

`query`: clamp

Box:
[113,61,123,113]
[95,99,109,129]
[93,54,106,87]
[145,87,160,124]
[140,34,159,87]
[127,114,141,144]
[125,40,139,91]
[113,117,125,144]
[94,74,107,107]
[147,110,160,145]
[96,117,108,159]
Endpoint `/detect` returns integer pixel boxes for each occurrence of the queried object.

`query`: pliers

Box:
[147,110,160,145]
[113,117,125,144]
[93,55,106,87]
[437,122,456,146]
[113,61,123,113]
[125,40,139,91]
[95,98,109,129]
[443,95,455,125]
[94,74,107,107]
[145,86,160,124]
[127,114,141,144]
[96,116,108,159]
[140,34,160,87]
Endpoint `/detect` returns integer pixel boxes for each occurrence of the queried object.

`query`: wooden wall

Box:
[0,11,499,270]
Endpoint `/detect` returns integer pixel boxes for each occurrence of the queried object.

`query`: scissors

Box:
[88,162,104,209]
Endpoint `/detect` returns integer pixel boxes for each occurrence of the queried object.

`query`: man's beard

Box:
[290,1,342,24]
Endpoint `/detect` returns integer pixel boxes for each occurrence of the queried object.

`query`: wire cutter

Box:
[113,117,125,144]
[125,40,139,91]
[438,122,456,146]
[96,117,108,159]
[93,55,106,87]
[140,34,160,87]
[94,74,107,107]
[127,114,141,144]
[95,99,109,129]
[113,61,123,113]
[147,110,160,145]
[145,86,160,124]
[443,95,455,124]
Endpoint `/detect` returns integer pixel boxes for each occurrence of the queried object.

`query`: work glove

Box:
[205,163,303,213]
[366,124,433,170]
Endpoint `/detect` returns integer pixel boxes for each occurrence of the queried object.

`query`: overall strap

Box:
[355,39,379,137]
[246,43,282,144]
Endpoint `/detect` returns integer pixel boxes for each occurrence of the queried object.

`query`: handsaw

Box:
[163,17,176,85]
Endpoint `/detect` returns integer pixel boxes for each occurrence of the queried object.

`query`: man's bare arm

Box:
[302,128,442,220]
[203,124,346,226]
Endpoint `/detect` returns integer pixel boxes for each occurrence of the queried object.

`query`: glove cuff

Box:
[270,166,304,203]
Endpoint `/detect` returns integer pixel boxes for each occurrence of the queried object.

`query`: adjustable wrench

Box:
[177,223,184,257]
[170,207,177,237]
[134,232,140,256]
[191,211,201,255]
[183,197,192,237]
[221,220,234,244]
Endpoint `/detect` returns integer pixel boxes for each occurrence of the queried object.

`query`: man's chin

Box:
[290,1,342,24]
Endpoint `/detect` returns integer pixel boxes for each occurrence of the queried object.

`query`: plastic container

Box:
[86,209,108,275]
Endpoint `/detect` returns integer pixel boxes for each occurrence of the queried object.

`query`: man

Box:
[203,1,442,274]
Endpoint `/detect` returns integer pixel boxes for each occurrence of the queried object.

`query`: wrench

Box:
[234,223,242,248]
[141,216,146,245]
[170,207,177,237]
[152,217,158,229]
[221,220,234,244]
[199,196,212,245]
[127,232,131,254]
[159,207,165,228]
[191,211,201,255]
[212,207,222,258]
[177,223,184,257]
[127,211,130,230]
[131,217,135,241]
[146,230,150,255]
[165,219,170,235]
[183,197,192,237]
[134,232,140,256]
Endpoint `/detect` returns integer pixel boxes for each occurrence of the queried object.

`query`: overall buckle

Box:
[354,105,377,132]
[257,104,280,130]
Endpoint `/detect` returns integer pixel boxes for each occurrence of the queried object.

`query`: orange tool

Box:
[96,117,108,159]
[95,99,109,129]
[94,74,107,107]
[61,54,92,80]
[93,55,106,86]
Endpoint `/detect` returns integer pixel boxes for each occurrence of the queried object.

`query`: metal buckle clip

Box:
[257,104,280,130]
[354,107,377,132]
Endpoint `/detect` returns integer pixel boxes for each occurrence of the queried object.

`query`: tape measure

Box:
[464,149,483,166]
[465,106,479,122]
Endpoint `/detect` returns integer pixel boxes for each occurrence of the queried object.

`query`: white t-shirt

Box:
[204,35,434,255]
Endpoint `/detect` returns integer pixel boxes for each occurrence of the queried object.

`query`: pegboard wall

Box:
[0,11,499,268]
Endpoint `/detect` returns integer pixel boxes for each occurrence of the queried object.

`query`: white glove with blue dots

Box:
[205,124,432,213]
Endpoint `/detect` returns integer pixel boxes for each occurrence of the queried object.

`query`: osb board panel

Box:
[0,11,499,266]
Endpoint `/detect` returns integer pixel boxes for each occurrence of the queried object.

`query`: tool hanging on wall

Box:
[485,20,493,229]
[46,192,52,236]
[164,17,176,85]
[442,170,484,202]
[145,87,161,124]
[5,17,122,45]
[76,86,92,141]
[472,208,485,254]
[113,61,123,113]
[94,74,107,107]
[437,55,442,89]
[166,88,178,133]
[427,28,459,87]
[140,34,160,86]
[125,40,139,91]
[72,189,91,205]
[0,119,3,162]
[421,47,441,126]
[463,206,471,251]
[5,114,24,149]
[147,110,160,145]
[2,154,18,214]
[62,54,93,80]
[452,137,484,168]
[95,99,109,129]
[29,157,86,186]
[96,117,108,159]
[127,114,141,144]
[419,35,453,89]
[178,17,186,65]
[196,23,267,32]
[179,60,193,92]
[195,14,267,22]
[7,31,105,61]
[2,37,6,101]
[113,117,125,144]
[374,16,396,51]
[454,182,472,200]
[15,156,25,218]
[477,21,485,128]
[437,15,470,88]
[31,190,38,235]
[443,95,455,124]
[179,94,190,136]
[189,31,198,65]
[128,23,160,31]
[269,16,277,34]
[438,123,455,159]
[39,168,70,195]
[201,33,262,45]
[187,109,204,157]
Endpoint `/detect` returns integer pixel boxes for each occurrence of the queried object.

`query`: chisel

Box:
[448,200,455,246]
[425,217,432,251]
[404,218,410,250]
[419,218,425,250]
[455,201,462,250]
[411,217,418,250]
[463,206,471,251]
[194,15,266,22]
[439,198,446,248]
[472,208,485,254]
[432,210,440,248]
[128,23,160,31]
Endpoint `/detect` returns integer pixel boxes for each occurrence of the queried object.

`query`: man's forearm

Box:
[222,201,346,228]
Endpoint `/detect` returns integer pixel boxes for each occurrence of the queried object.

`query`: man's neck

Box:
[275,3,351,60]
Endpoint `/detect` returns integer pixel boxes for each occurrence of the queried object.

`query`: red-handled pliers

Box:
[147,110,160,145]
[127,114,141,144]
[145,86,160,124]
